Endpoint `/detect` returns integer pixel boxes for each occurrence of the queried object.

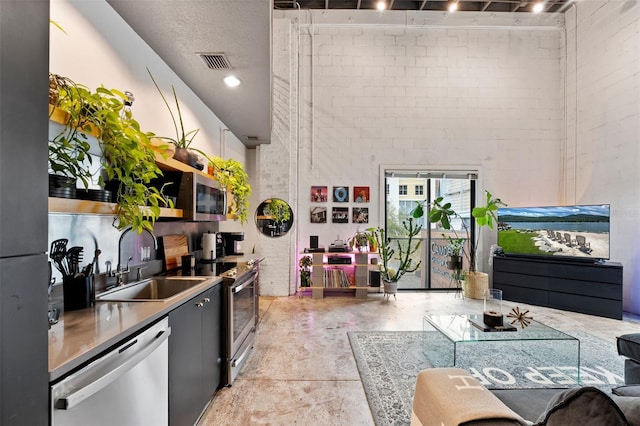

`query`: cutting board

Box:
[160,234,189,271]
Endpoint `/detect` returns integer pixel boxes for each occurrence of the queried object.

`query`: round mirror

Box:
[255,198,294,237]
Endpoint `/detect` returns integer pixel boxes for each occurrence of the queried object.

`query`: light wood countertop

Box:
[48,276,223,382]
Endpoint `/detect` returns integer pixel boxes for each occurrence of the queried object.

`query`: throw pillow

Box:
[535,387,629,426]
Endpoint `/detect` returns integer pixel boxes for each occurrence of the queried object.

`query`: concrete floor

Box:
[198,291,640,425]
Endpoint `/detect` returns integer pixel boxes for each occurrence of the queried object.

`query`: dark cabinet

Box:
[493,256,623,319]
[0,1,50,424]
[168,283,222,426]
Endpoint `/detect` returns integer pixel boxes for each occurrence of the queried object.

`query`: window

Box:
[384,168,477,291]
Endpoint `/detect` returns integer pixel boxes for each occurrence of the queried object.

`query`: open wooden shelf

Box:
[48,197,182,218]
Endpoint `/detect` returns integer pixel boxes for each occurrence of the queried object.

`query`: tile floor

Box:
[198,290,640,425]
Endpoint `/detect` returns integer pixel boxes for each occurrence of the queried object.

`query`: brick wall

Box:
[266,11,565,295]
[565,2,640,313]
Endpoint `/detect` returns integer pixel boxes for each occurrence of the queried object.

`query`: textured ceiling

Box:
[107,0,272,148]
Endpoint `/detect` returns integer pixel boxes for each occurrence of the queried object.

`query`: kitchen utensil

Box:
[66,246,84,276]
[93,249,101,274]
[50,238,68,275]
[82,248,101,277]
[48,261,55,297]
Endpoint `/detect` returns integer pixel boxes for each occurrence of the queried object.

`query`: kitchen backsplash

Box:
[48,213,219,284]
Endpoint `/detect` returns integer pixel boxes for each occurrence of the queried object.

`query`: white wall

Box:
[564,2,640,313]
[269,10,566,295]
[253,18,298,296]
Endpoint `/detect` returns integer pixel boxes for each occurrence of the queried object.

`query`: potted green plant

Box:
[348,230,369,252]
[444,235,465,271]
[51,75,172,233]
[299,255,312,287]
[148,68,203,169]
[417,190,506,298]
[370,217,422,299]
[48,73,94,198]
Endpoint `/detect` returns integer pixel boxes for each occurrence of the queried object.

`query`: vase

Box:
[462,271,488,299]
[483,288,503,327]
[383,280,398,301]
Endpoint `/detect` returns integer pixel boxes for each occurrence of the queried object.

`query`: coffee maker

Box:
[220,232,244,256]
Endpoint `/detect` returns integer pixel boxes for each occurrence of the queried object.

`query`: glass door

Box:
[384,170,476,290]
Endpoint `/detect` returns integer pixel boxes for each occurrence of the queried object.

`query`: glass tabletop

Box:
[424,314,578,343]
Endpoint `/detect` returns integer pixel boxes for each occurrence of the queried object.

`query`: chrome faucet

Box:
[115,227,158,285]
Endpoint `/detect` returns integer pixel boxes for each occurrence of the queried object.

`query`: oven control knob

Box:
[195,302,204,308]
[203,297,210,303]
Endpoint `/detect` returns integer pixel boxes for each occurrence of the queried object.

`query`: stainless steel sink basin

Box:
[96,277,209,302]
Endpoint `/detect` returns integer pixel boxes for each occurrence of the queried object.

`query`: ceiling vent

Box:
[197,53,232,70]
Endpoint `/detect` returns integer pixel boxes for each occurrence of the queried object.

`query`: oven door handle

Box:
[232,276,255,293]
[56,327,171,410]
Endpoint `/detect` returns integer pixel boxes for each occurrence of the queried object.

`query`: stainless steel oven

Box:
[222,263,258,386]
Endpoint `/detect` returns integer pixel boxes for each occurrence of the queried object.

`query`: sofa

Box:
[411,368,640,426]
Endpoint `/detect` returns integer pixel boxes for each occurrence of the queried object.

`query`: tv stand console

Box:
[492,256,623,319]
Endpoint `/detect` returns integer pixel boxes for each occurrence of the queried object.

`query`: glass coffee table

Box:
[423,314,581,385]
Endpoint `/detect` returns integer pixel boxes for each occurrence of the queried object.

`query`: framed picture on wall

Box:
[311,186,328,202]
[332,207,349,223]
[352,207,369,224]
[310,206,327,223]
[333,186,349,203]
[353,186,370,203]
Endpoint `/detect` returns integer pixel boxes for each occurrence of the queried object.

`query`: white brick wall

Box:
[267,6,640,312]
[564,2,640,313]
[281,15,564,274]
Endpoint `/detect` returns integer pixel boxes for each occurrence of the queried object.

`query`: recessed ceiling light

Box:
[376,1,386,10]
[533,2,544,12]
[224,75,241,88]
[448,2,459,12]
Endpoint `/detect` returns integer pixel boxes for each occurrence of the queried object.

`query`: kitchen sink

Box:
[96,277,210,302]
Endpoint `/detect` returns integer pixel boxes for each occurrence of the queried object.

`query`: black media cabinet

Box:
[492,256,623,320]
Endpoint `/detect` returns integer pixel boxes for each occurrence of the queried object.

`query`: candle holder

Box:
[483,288,503,327]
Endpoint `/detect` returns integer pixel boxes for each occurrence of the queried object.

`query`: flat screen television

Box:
[497,204,610,261]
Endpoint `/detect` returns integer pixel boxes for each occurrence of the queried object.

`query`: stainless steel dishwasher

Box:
[50,317,171,426]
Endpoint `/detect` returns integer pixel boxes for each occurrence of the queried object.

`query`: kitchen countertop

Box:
[48,275,223,382]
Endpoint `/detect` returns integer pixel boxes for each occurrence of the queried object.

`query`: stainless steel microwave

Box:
[177,172,227,221]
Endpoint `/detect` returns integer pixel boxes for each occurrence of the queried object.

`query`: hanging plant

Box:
[50,74,172,233]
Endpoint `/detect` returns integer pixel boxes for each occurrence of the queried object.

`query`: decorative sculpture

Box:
[507,306,533,329]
